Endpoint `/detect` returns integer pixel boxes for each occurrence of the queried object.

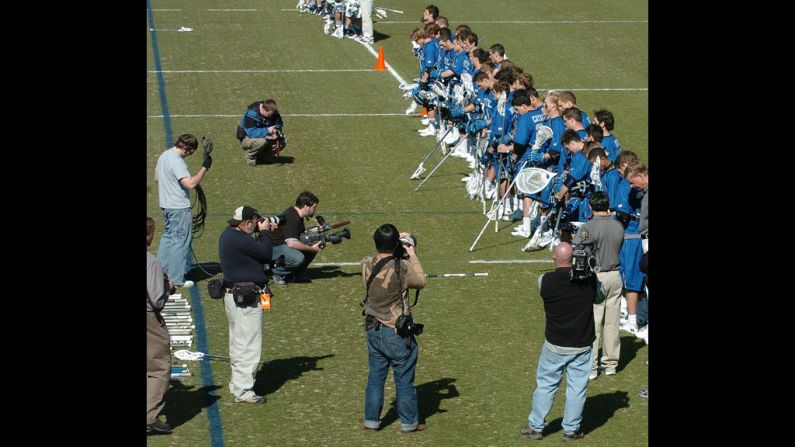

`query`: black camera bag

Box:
[236,125,247,140]
[232,281,259,306]
[207,278,224,299]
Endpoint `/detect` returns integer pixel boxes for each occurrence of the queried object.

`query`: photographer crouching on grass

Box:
[237,99,286,167]
[360,224,427,433]
[267,191,322,285]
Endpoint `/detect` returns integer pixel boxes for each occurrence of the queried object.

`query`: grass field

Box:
[147,0,648,445]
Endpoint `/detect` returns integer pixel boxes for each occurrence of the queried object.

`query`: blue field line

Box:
[148,1,224,445]
[147,0,173,146]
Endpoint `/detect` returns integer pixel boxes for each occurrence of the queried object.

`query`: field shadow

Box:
[257,155,295,165]
[161,382,222,429]
[253,354,335,397]
[185,262,222,282]
[373,30,390,43]
[307,265,360,279]
[380,377,460,428]
[544,391,630,436]
[617,336,646,372]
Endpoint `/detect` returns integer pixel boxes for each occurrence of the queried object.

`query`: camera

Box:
[264,254,286,272]
[395,314,424,337]
[394,234,417,260]
[299,227,351,249]
[571,243,600,282]
[259,215,287,227]
[272,124,285,140]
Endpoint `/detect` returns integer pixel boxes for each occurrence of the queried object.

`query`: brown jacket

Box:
[361,254,425,328]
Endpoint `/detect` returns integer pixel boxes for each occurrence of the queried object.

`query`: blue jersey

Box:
[452,51,469,78]
[419,40,438,76]
[602,134,621,163]
[598,166,625,209]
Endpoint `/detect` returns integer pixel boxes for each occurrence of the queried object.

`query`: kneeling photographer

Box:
[268,191,323,285]
[360,224,427,433]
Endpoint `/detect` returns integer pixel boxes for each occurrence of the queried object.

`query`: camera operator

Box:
[218,206,278,404]
[146,217,172,434]
[571,191,625,380]
[238,99,286,167]
[520,242,595,441]
[268,191,322,285]
[360,224,426,433]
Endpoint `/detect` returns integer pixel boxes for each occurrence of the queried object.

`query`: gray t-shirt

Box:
[156,148,191,209]
[573,215,625,271]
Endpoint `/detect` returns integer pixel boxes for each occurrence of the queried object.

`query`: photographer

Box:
[218,206,278,404]
[520,243,595,441]
[571,191,625,380]
[268,191,322,285]
[147,217,172,434]
[238,99,285,167]
[361,224,426,433]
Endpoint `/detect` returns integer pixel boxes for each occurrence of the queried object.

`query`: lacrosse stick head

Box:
[460,72,475,95]
[374,7,387,19]
[399,82,419,91]
[515,167,556,194]
[410,163,426,180]
[533,125,553,149]
[590,156,602,186]
[430,80,450,101]
[174,349,205,361]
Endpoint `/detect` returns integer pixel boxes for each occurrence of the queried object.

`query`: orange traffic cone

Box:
[374,47,387,71]
[421,107,428,117]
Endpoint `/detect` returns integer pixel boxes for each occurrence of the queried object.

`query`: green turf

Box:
[148,1,647,445]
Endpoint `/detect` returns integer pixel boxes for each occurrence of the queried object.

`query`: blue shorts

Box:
[620,237,646,292]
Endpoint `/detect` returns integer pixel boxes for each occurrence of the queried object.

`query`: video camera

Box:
[299,215,352,248]
[393,234,417,260]
[571,243,600,282]
[300,228,351,249]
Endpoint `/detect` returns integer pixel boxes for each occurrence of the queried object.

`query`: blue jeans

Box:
[528,343,593,435]
[363,326,419,431]
[271,244,316,281]
[156,208,193,286]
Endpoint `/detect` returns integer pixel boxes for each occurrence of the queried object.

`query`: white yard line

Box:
[207,9,257,12]
[147,113,407,118]
[469,259,553,264]
[361,42,409,87]
[148,69,373,73]
[376,20,647,24]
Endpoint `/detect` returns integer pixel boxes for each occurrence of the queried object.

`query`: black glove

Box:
[202,155,213,170]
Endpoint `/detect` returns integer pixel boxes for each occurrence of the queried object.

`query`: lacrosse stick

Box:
[414,144,457,191]
[469,159,556,252]
[375,6,404,14]
[425,272,488,278]
[410,126,456,179]
[174,349,230,362]
[399,82,419,91]
[590,155,603,191]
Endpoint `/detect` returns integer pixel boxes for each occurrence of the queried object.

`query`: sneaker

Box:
[147,419,172,433]
[619,296,628,318]
[619,319,638,335]
[420,117,430,126]
[519,427,543,440]
[635,324,648,344]
[401,423,426,433]
[563,432,585,441]
[588,370,598,380]
[639,389,649,398]
[245,158,257,167]
[271,275,287,286]
[332,27,343,39]
[418,127,437,137]
[603,368,616,376]
[235,394,266,404]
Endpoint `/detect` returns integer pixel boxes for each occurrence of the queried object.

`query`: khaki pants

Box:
[240,136,282,163]
[147,312,171,424]
[592,270,623,373]
[223,293,263,400]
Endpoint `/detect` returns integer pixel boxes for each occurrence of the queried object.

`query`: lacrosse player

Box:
[593,109,622,163]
